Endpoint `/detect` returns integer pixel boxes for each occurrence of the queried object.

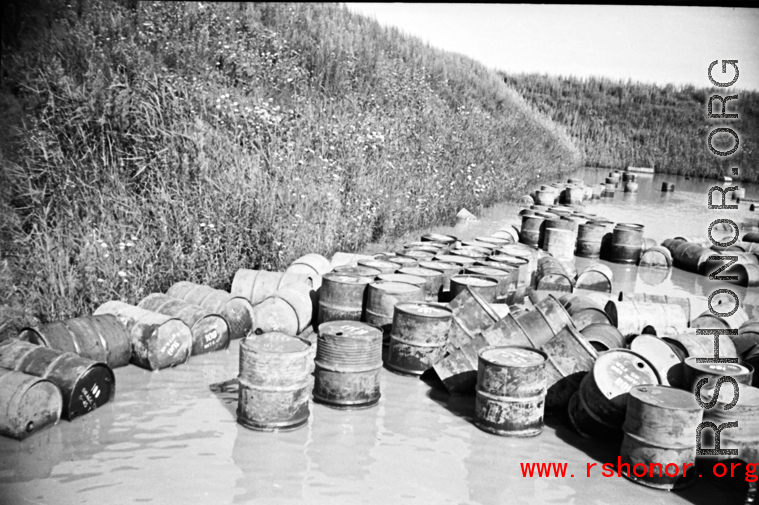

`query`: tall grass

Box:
[0,1,580,322]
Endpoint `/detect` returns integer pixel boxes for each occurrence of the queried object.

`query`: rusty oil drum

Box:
[137,293,229,356]
[447,287,500,350]
[0,339,114,421]
[540,325,598,414]
[568,349,659,440]
[166,281,254,340]
[230,269,313,306]
[17,314,131,369]
[386,303,452,376]
[250,287,313,335]
[95,300,193,370]
[0,367,63,440]
[620,385,702,490]
[450,275,499,303]
[313,321,383,409]
[357,258,398,274]
[700,383,759,466]
[363,281,424,339]
[609,224,645,264]
[474,346,548,437]
[629,334,682,387]
[398,267,444,301]
[575,222,606,259]
[237,332,312,431]
[318,272,375,325]
[417,260,461,292]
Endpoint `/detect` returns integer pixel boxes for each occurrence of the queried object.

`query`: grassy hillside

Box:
[502,73,759,182]
[0,1,580,322]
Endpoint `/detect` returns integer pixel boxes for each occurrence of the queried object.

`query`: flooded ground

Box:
[1,168,757,505]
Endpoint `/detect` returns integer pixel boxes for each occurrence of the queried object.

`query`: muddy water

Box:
[1,168,757,505]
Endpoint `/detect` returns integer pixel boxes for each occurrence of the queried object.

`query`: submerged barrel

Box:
[237,332,312,431]
[541,325,598,414]
[0,339,115,421]
[536,257,574,292]
[639,246,673,269]
[137,293,229,355]
[318,272,375,325]
[94,300,193,370]
[609,224,645,264]
[313,321,382,409]
[475,346,548,437]
[568,350,659,440]
[166,281,254,340]
[17,314,131,369]
[575,223,606,259]
[0,367,62,440]
[387,303,452,376]
[363,281,424,338]
[620,385,702,490]
[230,269,313,306]
[576,264,613,293]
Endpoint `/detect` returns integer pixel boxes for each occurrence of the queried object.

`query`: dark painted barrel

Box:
[417,260,461,292]
[230,269,313,306]
[363,281,425,339]
[318,272,375,325]
[580,324,626,352]
[620,385,702,490]
[313,321,382,409]
[137,293,229,355]
[541,325,598,414]
[701,383,759,466]
[237,332,312,431]
[520,214,544,248]
[682,359,753,394]
[629,334,682,386]
[564,185,585,205]
[604,300,689,338]
[622,172,636,182]
[17,314,131,369]
[568,350,659,440]
[576,222,606,259]
[398,267,444,301]
[447,287,500,350]
[661,182,675,192]
[672,242,711,273]
[357,258,399,274]
[0,367,62,440]
[734,320,759,357]
[450,275,499,303]
[0,339,115,421]
[166,281,254,340]
[94,300,193,370]
[475,346,548,437]
[575,264,613,293]
[563,296,612,330]
[624,182,639,193]
[387,303,452,376]
[609,224,645,264]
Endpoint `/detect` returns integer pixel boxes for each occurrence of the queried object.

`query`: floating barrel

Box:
[363,281,424,339]
[682,358,753,394]
[474,346,547,437]
[318,272,374,325]
[398,267,444,301]
[568,178,584,184]
[701,383,759,465]
[672,242,711,273]
[563,296,611,330]
[433,254,478,268]
[312,321,382,409]
[387,303,452,376]
[580,323,625,351]
[230,269,312,306]
[639,246,673,269]
[620,385,702,490]
[237,332,311,431]
[629,334,682,386]
[661,182,675,192]
[94,300,193,370]
[520,214,544,248]
[576,264,613,293]
[568,350,659,440]
[357,258,398,274]
[609,224,645,264]
[137,293,229,355]
[285,253,331,281]
[542,228,575,261]
[0,367,62,440]
[536,257,574,292]
[464,266,514,299]
[450,275,499,303]
[421,233,458,248]
[0,339,114,421]
[447,287,500,350]
[166,281,254,340]
[395,249,436,261]
[541,325,597,414]
[605,300,688,338]
[250,287,312,335]
[417,260,461,292]
[17,314,131,369]
[328,252,374,270]
[575,223,605,259]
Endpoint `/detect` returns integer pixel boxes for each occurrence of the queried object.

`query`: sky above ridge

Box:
[345,4,759,91]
